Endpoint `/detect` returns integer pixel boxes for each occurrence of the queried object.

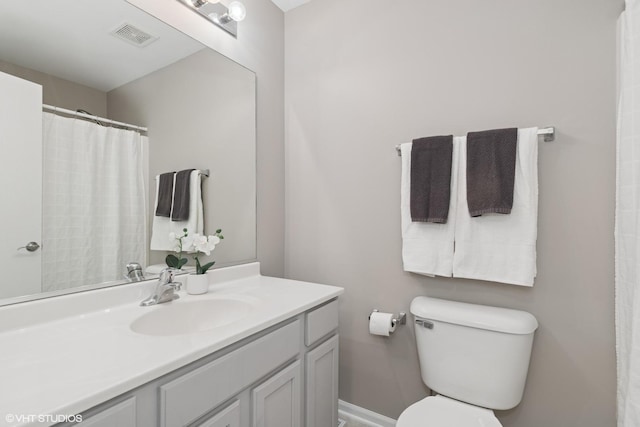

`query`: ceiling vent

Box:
[110,23,158,48]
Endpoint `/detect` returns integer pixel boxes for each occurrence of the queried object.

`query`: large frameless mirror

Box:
[0,0,256,306]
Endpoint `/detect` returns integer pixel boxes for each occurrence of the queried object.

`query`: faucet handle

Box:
[159,267,176,284]
[125,262,145,282]
[127,262,143,274]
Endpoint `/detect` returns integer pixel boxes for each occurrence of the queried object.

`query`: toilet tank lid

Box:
[410,297,538,335]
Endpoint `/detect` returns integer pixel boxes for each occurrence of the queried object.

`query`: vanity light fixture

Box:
[188,0,212,7]
[180,0,246,38]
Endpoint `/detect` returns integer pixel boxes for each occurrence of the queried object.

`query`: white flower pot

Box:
[186,274,209,295]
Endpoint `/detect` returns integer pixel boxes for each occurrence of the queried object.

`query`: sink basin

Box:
[130,297,258,336]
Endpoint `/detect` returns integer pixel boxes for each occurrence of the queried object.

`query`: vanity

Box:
[0,263,343,427]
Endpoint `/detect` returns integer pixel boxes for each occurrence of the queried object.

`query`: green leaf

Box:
[166,254,188,269]
[216,229,222,234]
[200,261,216,274]
[166,254,180,268]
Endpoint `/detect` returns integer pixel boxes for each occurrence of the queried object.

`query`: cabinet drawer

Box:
[196,400,240,427]
[305,300,338,346]
[161,320,301,427]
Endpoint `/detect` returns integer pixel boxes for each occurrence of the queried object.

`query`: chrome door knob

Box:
[17,242,40,252]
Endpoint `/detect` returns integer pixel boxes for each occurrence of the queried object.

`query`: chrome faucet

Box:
[140,268,181,306]
[125,262,145,282]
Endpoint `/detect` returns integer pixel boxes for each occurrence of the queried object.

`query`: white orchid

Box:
[191,234,207,251]
[191,233,220,256]
[166,228,224,274]
[182,233,196,252]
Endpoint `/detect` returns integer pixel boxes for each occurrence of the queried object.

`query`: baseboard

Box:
[338,400,397,427]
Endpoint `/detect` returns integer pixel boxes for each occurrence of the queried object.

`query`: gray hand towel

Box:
[171,169,195,221]
[466,128,518,216]
[155,172,175,217]
[410,135,454,223]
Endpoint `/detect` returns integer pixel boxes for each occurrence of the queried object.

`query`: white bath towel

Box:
[452,127,539,286]
[150,170,204,251]
[401,138,462,277]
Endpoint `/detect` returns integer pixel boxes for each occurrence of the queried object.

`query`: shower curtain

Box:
[617,2,640,425]
[42,112,147,292]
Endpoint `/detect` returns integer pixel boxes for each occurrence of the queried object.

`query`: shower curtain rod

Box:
[394,126,555,156]
[42,104,148,133]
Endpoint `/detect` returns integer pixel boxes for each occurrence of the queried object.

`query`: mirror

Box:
[0,0,256,305]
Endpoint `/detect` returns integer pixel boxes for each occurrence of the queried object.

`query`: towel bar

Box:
[394,126,555,156]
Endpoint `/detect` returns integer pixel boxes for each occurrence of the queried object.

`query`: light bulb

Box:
[227,1,246,22]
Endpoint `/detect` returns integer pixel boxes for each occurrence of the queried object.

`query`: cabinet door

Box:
[79,397,136,427]
[252,361,302,427]
[196,400,240,427]
[305,335,339,427]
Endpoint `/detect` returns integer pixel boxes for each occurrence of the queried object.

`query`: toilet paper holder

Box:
[369,309,407,328]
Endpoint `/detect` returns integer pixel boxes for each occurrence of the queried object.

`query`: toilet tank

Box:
[410,297,538,411]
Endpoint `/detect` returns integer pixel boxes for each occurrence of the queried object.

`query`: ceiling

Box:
[0,0,204,92]
[270,0,311,12]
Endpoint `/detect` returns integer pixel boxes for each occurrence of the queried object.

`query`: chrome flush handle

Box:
[415,319,434,329]
[17,242,40,252]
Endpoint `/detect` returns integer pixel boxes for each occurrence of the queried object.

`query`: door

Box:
[0,71,42,298]
[305,335,339,427]
[252,360,302,427]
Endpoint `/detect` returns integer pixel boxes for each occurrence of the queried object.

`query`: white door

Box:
[0,71,42,299]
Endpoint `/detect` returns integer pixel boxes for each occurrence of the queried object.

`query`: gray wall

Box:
[108,49,257,268]
[0,60,107,116]
[284,0,622,426]
[129,0,285,277]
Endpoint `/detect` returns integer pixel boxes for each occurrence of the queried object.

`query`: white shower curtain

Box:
[42,112,147,291]
[616,2,640,425]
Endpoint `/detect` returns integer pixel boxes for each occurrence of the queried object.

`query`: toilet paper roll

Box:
[369,312,396,336]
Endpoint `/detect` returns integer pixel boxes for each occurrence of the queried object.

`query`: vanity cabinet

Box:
[64,299,339,427]
[159,320,301,427]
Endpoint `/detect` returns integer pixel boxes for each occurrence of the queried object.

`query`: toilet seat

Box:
[396,395,502,427]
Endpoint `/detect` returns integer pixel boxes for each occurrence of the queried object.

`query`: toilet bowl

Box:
[396,395,501,427]
[398,297,538,427]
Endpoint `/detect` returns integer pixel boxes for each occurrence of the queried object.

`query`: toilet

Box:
[397,296,538,427]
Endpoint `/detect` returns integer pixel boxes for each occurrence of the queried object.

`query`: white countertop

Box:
[0,263,343,427]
